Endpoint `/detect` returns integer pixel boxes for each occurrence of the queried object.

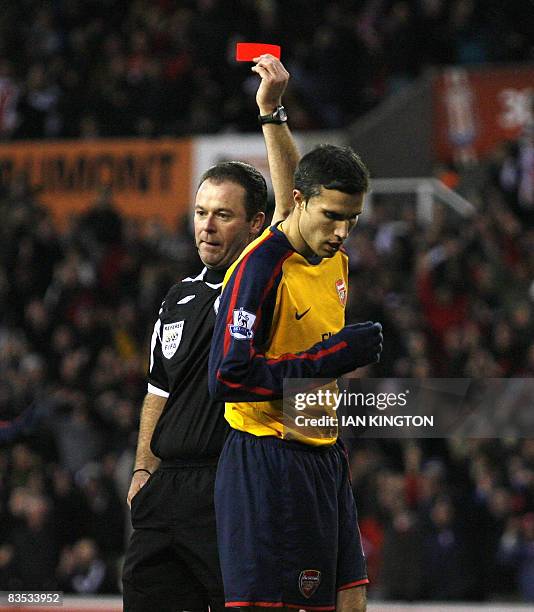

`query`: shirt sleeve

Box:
[208,238,357,402]
[147,299,170,398]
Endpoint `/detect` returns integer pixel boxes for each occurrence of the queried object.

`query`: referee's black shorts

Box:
[122,458,224,612]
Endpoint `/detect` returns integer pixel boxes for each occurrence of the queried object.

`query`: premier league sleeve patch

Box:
[229,308,256,340]
[162,321,184,359]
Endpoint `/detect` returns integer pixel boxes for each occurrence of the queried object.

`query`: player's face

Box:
[295,187,364,258]
[194,179,264,269]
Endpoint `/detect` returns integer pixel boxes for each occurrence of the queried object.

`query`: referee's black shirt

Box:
[147,267,227,460]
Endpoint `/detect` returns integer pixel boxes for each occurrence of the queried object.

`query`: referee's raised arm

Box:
[253,53,299,224]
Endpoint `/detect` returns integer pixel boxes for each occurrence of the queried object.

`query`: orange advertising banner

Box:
[0,138,192,225]
[433,65,534,163]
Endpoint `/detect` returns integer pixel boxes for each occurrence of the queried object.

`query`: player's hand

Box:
[127,470,151,509]
[337,321,383,368]
[252,54,289,116]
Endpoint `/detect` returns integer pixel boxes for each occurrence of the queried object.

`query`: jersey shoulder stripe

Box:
[222,229,293,356]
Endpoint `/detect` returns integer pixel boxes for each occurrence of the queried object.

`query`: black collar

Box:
[204,267,227,284]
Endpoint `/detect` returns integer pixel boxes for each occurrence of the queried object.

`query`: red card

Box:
[236,43,281,62]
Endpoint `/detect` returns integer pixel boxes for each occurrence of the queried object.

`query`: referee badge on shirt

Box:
[229,308,256,340]
[299,569,321,598]
[162,321,185,359]
[335,278,347,306]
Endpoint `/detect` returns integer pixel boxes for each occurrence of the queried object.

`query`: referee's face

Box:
[295,187,364,259]
[194,179,264,269]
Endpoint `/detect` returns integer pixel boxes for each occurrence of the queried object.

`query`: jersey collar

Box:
[183,267,226,287]
[204,267,227,284]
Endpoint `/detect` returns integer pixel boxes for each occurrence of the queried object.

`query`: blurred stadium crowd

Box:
[1,128,534,599]
[0,0,533,138]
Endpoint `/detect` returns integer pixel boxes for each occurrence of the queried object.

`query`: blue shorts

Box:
[214,430,368,610]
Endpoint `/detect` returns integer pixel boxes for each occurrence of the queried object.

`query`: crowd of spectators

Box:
[1,123,533,599]
[0,0,533,139]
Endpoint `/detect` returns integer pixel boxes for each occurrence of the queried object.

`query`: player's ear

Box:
[249,211,265,237]
[293,189,305,210]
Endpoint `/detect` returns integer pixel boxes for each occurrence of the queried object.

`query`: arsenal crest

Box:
[335,278,347,306]
[298,569,321,599]
[162,321,184,359]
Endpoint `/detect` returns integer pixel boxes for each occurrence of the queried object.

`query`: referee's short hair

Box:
[198,161,267,220]
[294,144,370,201]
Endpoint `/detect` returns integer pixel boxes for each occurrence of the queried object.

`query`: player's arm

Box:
[208,249,382,402]
[253,54,299,224]
[127,300,170,507]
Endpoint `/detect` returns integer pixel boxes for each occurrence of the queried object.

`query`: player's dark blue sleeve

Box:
[208,235,363,402]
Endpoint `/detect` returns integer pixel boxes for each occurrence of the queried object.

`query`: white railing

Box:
[367,178,476,223]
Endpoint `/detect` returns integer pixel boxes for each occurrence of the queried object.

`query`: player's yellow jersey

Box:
[210,223,349,446]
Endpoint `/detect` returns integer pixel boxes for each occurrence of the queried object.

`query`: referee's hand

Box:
[252,54,289,115]
[127,471,151,509]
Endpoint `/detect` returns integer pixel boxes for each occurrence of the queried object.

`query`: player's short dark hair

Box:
[198,161,267,220]
[294,144,370,200]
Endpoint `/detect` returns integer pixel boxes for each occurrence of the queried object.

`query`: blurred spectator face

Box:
[508,456,534,490]
[407,331,427,358]
[114,399,134,428]
[194,179,263,269]
[392,509,416,532]
[21,354,46,385]
[52,466,72,496]
[488,487,512,518]
[511,302,531,329]
[522,513,534,540]
[473,262,497,294]
[431,497,454,528]
[12,444,36,472]
[74,538,98,567]
[51,325,75,354]
[8,487,30,517]
[412,357,431,378]
[59,350,88,384]
[377,472,406,513]
[419,461,445,501]
[73,306,94,332]
[25,299,48,330]
[25,494,49,529]
[465,348,502,377]
[493,320,513,351]
[443,326,463,355]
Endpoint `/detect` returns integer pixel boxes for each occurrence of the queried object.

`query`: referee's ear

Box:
[249,211,265,238]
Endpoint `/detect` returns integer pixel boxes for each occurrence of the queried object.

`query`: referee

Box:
[122,55,299,612]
